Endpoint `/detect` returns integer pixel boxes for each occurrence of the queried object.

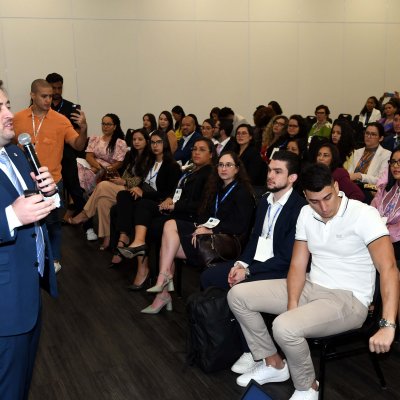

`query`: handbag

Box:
[195,233,241,267]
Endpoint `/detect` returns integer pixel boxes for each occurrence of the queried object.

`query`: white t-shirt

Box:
[295,192,389,307]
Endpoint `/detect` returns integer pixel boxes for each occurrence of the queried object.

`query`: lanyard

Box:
[177,170,194,188]
[31,111,46,143]
[265,203,283,238]
[214,182,237,216]
[147,161,161,183]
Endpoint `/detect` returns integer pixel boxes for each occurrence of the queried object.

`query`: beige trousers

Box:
[227,278,368,390]
[83,181,125,238]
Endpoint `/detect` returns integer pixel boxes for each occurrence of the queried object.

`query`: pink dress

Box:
[77,136,128,194]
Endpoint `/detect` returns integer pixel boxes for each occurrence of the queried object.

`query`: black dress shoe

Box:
[126,275,149,291]
[118,244,148,259]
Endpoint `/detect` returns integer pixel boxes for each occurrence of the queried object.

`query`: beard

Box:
[267,182,288,193]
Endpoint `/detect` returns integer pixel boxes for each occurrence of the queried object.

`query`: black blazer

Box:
[241,189,307,277]
[220,138,237,154]
[174,131,202,164]
[239,145,267,186]
[173,164,213,221]
[142,160,181,202]
[198,181,255,237]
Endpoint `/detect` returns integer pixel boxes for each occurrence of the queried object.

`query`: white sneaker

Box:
[236,360,290,387]
[289,381,319,400]
[54,261,62,274]
[86,228,98,241]
[231,352,263,374]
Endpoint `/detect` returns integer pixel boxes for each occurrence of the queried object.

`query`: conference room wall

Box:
[0,0,399,134]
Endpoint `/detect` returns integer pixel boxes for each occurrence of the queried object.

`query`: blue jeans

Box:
[45,180,63,261]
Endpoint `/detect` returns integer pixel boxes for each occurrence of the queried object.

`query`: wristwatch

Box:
[378,319,397,329]
[244,267,251,278]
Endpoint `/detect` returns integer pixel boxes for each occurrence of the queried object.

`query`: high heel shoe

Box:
[126,273,150,291]
[146,272,174,293]
[141,295,173,314]
[117,244,148,259]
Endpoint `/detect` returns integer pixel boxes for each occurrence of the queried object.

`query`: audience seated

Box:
[315,142,365,202]
[382,110,400,151]
[125,113,157,146]
[215,118,237,155]
[69,129,150,250]
[118,138,215,289]
[234,124,267,187]
[219,107,248,136]
[260,115,289,162]
[200,118,218,144]
[227,163,398,399]
[347,123,391,202]
[141,151,255,314]
[252,106,275,151]
[357,96,381,126]
[77,113,128,195]
[378,100,398,134]
[157,111,178,153]
[171,105,185,141]
[329,119,356,169]
[174,115,202,164]
[111,130,181,268]
[287,114,308,141]
[308,104,332,141]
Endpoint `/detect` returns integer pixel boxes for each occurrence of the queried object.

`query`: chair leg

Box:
[369,352,387,389]
[175,259,183,298]
[318,343,328,400]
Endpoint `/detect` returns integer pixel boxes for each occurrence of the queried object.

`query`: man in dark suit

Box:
[382,110,400,151]
[215,118,237,155]
[0,83,58,399]
[201,150,306,290]
[200,150,306,375]
[174,115,201,165]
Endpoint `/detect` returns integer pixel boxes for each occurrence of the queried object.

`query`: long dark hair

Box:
[103,113,125,153]
[329,119,356,164]
[124,128,150,178]
[143,113,157,132]
[158,111,174,133]
[288,114,308,140]
[199,151,254,214]
[360,96,379,115]
[171,105,185,130]
[385,147,400,192]
[314,142,342,172]
[192,137,218,165]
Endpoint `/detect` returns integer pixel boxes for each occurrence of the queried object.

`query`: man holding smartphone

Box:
[13,78,88,273]
[45,73,95,241]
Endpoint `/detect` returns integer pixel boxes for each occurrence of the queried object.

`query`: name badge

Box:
[173,188,182,203]
[200,218,220,229]
[254,236,273,262]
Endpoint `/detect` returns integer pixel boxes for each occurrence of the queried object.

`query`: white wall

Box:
[1,0,399,134]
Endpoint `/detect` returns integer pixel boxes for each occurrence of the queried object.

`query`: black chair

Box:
[338,113,352,122]
[309,274,386,399]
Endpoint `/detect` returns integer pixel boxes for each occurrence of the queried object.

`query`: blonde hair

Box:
[261,115,288,148]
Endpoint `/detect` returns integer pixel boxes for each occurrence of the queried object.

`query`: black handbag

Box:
[195,233,241,267]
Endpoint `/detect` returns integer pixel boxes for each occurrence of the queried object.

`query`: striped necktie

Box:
[0,151,45,276]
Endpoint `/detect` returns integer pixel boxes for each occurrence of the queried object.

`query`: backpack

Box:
[186,286,242,373]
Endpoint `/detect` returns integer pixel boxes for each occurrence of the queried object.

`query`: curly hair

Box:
[262,115,289,148]
[198,151,254,215]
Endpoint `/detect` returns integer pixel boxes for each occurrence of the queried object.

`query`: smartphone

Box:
[71,104,81,112]
[386,92,395,98]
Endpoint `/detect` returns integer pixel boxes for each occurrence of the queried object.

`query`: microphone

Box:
[18,133,44,183]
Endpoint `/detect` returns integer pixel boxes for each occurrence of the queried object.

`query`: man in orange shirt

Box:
[14,79,88,273]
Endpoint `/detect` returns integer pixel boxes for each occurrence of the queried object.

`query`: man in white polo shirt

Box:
[228,163,399,400]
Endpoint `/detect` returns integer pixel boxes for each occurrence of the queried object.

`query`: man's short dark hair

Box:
[218,107,235,119]
[272,150,300,176]
[315,104,330,115]
[301,163,333,192]
[219,118,233,136]
[46,73,63,84]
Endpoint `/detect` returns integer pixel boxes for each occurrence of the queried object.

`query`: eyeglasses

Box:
[315,111,326,115]
[101,122,115,127]
[236,131,249,136]
[288,124,299,128]
[217,162,237,169]
[364,131,379,137]
[150,140,163,146]
[192,147,209,152]
[273,121,286,127]
[389,159,400,167]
